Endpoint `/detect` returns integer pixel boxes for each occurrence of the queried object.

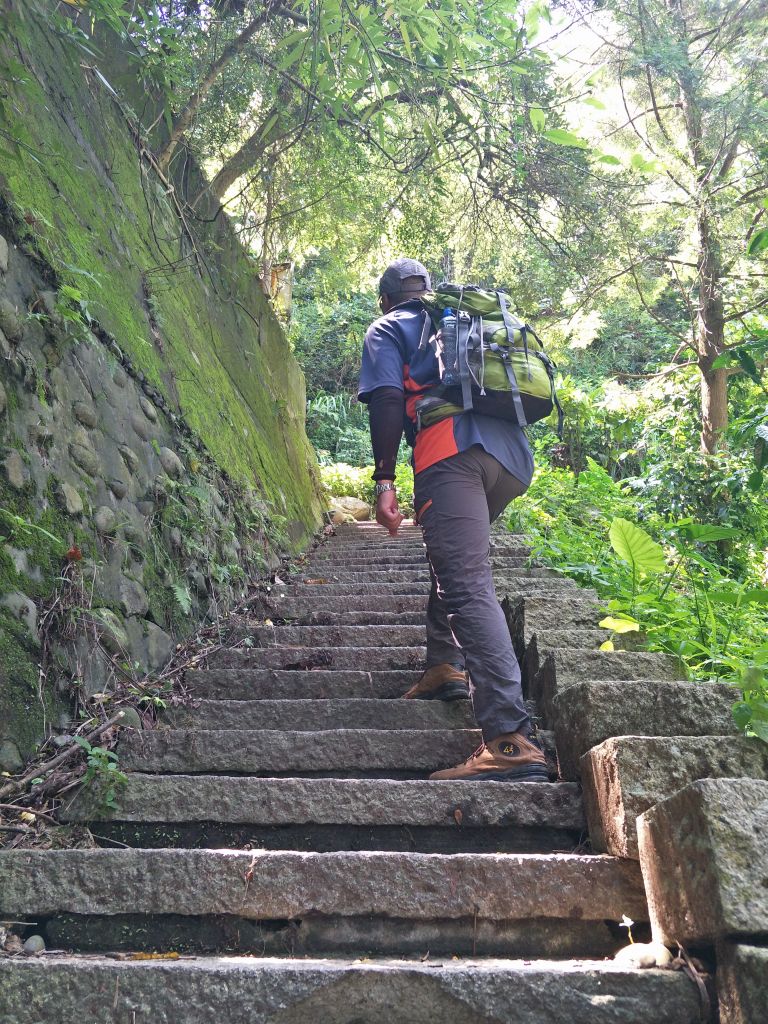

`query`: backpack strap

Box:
[417,309,432,350]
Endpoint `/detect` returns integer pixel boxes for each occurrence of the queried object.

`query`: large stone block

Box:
[552,680,738,779]
[533,650,682,726]
[637,778,768,945]
[0,955,704,1024]
[0,848,648,922]
[582,735,768,858]
[716,943,768,1024]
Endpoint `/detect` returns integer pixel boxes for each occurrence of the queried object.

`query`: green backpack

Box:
[416,283,563,434]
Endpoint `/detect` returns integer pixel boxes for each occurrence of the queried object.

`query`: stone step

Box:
[529,649,682,725]
[161,697,474,731]
[308,554,531,569]
[270,609,425,626]
[186,668,424,700]
[0,849,649,928]
[209,645,427,671]
[118,728,483,776]
[267,594,427,614]
[581,734,768,859]
[292,568,559,584]
[552,679,740,779]
[521,631,636,685]
[80,776,569,832]
[503,595,605,662]
[0,955,704,1024]
[248,624,426,648]
[285,578,579,596]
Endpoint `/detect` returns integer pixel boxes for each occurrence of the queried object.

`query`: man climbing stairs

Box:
[0,523,705,1022]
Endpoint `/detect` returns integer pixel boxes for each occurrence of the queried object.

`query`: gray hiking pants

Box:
[414,445,530,742]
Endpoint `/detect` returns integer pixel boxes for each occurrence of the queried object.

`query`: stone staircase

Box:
[0,522,707,1022]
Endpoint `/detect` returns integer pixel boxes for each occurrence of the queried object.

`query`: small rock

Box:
[119,577,149,617]
[0,297,22,342]
[38,291,58,318]
[90,608,129,656]
[119,706,142,730]
[94,506,117,536]
[113,367,128,388]
[136,499,155,517]
[72,401,98,428]
[0,379,7,415]
[614,942,673,969]
[190,569,208,596]
[146,621,173,669]
[168,526,183,552]
[329,496,370,523]
[69,442,100,477]
[1,591,38,640]
[139,395,158,422]
[159,446,184,480]
[0,739,23,772]
[3,450,29,491]
[0,328,10,358]
[56,480,84,516]
[3,933,23,955]
[123,524,146,549]
[118,445,139,474]
[0,234,9,273]
[131,413,152,441]
[108,477,128,499]
[22,935,46,955]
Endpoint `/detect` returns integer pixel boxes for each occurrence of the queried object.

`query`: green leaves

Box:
[747,228,768,257]
[609,517,666,576]
[529,106,546,131]
[541,128,590,150]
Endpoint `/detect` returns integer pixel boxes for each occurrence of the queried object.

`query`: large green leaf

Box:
[681,523,741,543]
[747,228,768,257]
[609,518,666,576]
[541,128,589,150]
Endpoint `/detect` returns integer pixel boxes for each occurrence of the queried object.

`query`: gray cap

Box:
[378,257,431,296]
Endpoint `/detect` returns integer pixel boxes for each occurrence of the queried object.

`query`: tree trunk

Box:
[156,1,278,174]
[696,208,728,453]
[208,106,282,200]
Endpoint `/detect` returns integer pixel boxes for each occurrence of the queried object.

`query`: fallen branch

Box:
[0,711,126,802]
[0,804,58,826]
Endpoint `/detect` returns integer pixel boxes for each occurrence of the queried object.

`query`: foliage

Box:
[320,460,414,516]
[507,460,768,741]
[72,735,127,811]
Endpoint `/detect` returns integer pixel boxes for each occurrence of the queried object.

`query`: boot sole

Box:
[412,681,469,702]
[431,765,551,783]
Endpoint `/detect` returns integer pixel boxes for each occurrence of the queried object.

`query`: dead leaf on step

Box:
[453,808,463,826]
[129,952,180,960]
[303,579,329,585]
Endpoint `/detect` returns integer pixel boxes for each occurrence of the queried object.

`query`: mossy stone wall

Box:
[0,2,325,767]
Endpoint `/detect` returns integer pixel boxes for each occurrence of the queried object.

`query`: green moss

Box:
[0,6,324,542]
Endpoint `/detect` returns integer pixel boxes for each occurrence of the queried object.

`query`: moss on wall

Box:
[0,1,323,536]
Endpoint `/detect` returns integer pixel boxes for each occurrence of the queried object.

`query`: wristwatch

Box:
[374,482,396,497]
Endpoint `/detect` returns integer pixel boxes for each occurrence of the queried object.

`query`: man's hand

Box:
[376,485,403,536]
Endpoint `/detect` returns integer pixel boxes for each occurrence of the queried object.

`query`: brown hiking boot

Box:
[402,663,469,702]
[428,731,550,782]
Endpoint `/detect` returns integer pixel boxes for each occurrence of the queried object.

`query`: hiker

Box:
[358,257,549,783]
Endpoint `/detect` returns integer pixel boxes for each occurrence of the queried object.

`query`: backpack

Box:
[415,283,563,435]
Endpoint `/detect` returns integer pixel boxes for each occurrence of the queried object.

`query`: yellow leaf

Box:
[19,812,37,825]
[599,615,640,634]
[129,952,180,960]
[599,640,615,652]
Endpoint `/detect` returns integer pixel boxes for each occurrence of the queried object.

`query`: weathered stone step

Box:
[308,554,530,569]
[248,624,426,648]
[118,728,482,775]
[0,955,703,1024]
[552,679,740,779]
[161,697,473,731]
[209,645,426,671]
[187,667,423,700]
[286,578,578,596]
[503,595,605,662]
[270,608,425,626]
[529,649,682,725]
[63,775,585,831]
[582,734,768,859]
[118,727,559,778]
[267,594,427,614]
[0,849,649,925]
[292,567,559,583]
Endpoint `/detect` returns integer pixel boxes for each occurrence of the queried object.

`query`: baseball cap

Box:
[378,257,431,296]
